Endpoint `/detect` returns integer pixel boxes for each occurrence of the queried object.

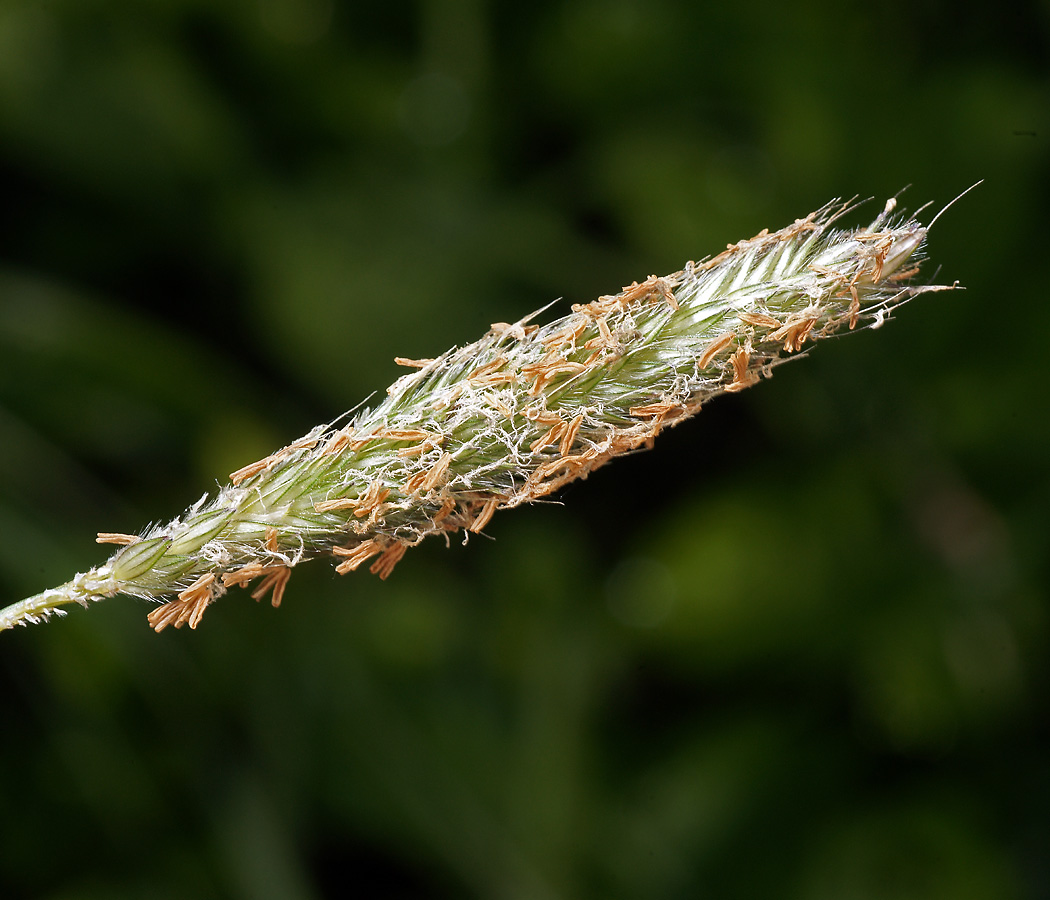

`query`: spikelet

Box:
[0,195,961,633]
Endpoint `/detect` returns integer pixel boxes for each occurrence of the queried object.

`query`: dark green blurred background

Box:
[1,1,1048,897]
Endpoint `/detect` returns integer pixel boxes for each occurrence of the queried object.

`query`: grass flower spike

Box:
[0,195,959,634]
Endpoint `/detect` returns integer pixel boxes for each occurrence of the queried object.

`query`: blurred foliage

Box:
[1,0,1048,897]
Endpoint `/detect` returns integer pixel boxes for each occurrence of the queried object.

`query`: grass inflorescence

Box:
[0,195,960,634]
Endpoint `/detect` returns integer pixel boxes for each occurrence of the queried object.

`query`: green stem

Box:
[0,574,114,630]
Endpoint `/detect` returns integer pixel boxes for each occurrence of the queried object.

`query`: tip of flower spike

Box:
[878,228,927,281]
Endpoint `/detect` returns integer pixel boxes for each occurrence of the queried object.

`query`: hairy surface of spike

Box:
[1,198,957,633]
